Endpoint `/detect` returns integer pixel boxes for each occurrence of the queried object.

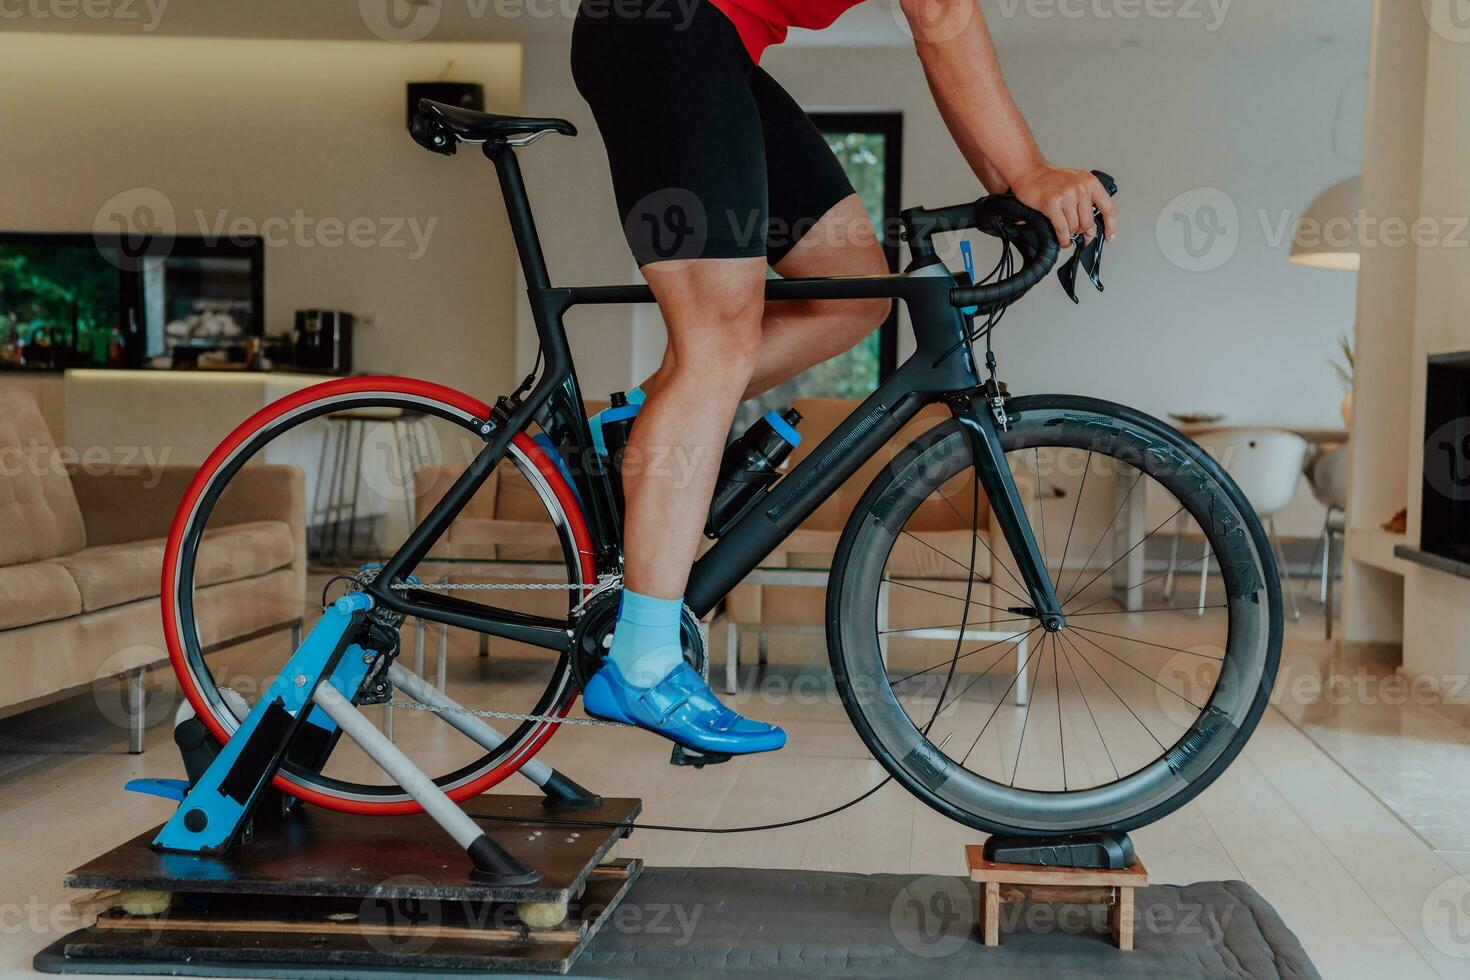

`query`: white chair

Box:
[1164,429,1310,620]
[1305,443,1350,638]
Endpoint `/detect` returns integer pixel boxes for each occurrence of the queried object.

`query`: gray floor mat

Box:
[573,867,1320,979]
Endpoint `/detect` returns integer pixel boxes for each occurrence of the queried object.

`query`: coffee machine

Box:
[292,309,354,374]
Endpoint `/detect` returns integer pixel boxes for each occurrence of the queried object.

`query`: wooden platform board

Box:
[65,795,640,905]
[43,795,643,975]
[966,844,1149,950]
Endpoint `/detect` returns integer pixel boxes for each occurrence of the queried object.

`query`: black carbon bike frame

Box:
[366,142,1064,650]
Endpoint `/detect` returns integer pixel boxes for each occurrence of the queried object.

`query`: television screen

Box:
[0,232,263,370]
[0,238,122,369]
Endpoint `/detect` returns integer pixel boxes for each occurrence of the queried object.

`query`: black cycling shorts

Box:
[570,0,856,268]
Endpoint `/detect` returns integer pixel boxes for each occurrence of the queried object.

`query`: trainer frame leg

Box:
[313,682,538,884]
[387,663,600,809]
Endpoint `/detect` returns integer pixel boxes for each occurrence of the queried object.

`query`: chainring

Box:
[569,587,708,691]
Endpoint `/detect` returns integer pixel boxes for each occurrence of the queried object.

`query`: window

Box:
[736,112,903,429]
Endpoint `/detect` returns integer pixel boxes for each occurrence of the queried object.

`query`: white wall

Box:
[519,33,1365,429]
[0,33,525,400]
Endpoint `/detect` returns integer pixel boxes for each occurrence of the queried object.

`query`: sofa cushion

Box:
[0,561,83,629]
[53,519,294,614]
[0,390,86,566]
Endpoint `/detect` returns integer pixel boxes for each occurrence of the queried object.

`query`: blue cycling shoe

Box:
[582,660,786,755]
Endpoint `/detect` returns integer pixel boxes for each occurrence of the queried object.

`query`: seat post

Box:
[484,142,552,291]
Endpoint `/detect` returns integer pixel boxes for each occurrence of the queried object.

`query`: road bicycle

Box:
[158,99,1281,847]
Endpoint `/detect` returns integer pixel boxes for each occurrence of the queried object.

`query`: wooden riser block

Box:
[966,843,1149,951]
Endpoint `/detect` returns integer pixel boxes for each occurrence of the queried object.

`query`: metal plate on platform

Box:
[64,796,641,905]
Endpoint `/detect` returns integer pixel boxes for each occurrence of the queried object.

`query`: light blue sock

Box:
[607,589,684,688]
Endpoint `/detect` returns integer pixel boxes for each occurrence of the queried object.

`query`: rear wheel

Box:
[826,395,1281,836]
[162,377,594,815]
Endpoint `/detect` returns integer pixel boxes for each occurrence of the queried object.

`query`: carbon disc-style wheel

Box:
[826,395,1281,836]
[162,376,595,815]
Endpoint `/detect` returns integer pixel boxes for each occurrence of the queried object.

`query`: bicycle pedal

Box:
[669,744,732,768]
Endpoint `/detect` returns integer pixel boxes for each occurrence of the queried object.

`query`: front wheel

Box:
[826,395,1281,836]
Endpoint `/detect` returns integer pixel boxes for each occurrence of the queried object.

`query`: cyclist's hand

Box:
[1011,164,1118,246]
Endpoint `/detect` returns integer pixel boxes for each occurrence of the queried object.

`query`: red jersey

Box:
[709,0,865,62]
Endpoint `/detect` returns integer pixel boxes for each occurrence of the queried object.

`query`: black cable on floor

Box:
[468,776,893,835]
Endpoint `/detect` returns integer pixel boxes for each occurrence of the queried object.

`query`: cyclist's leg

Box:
[624,256,766,608]
[753,64,892,395]
[637,66,892,404]
[572,0,784,753]
[753,194,892,395]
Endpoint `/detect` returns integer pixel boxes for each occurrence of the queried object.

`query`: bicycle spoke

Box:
[1053,452,1090,606]
[1067,604,1227,617]
[930,492,1033,603]
[899,529,1030,608]
[956,632,1049,769]
[880,618,1033,635]
[1008,635,1042,787]
[882,578,1016,616]
[1065,550,1212,616]
[1052,634,1066,790]
[1063,504,1185,606]
[1065,627,1203,710]
[1069,624,1225,661]
[1062,468,1145,601]
[890,625,1042,686]
[1057,635,1120,780]
[1057,630,1168,752]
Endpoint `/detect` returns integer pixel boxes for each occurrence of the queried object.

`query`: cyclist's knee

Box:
[849,296,893,335]
[676,316,762,382]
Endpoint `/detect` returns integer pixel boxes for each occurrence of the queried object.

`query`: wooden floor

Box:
[1,593,1467,978]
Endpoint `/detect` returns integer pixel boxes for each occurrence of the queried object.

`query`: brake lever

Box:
[1058,210,1107,303]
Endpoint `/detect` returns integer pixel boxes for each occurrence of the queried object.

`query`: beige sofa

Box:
[0,390,306,750]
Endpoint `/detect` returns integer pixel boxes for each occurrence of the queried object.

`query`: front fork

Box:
[950,390,1066,631]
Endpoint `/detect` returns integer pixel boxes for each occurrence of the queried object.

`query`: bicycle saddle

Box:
[411,98,576,155]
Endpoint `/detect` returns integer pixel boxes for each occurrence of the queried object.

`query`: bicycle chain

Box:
[389,581,586,591]
[384,698,630,728]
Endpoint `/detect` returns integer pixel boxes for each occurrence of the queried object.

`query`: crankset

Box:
[569,586,709,692]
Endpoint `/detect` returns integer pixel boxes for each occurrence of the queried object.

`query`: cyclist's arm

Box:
[900,0,1118,243]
